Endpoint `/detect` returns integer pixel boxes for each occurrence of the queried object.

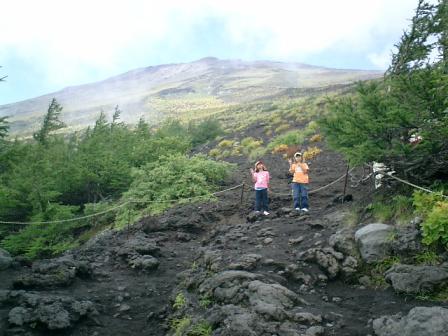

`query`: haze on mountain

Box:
[0,57,381,135]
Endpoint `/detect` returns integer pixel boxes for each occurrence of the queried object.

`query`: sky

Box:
[0,0,424,105]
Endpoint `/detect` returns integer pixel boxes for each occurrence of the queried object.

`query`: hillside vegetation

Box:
[319,0,448,249]
[0,58,380,136]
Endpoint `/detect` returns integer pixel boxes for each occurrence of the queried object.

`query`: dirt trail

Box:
[1,130,446,336]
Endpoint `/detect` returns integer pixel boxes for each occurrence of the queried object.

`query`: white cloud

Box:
[368,50,393,70]
[0,0,424,97]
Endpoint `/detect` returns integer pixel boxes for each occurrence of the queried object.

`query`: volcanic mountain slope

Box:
[0,57,381,135]
[1,120,447,336]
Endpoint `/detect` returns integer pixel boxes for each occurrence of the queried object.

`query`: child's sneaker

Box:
[263,211,270,216]
[301,208,309,213]
[254,211,261,215]
[295,208,301,211]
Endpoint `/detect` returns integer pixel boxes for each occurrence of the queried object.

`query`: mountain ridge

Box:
[0,57,382,135]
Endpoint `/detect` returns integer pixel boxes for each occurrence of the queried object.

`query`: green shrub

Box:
[421,201,448,246]
[116,154,233,223]
[1,203,82,259]
[248,147,268,161]
[188,118,223,146]
[413,191,448,247]
[217,139,235,149]
[267,131,305,151]
[369,195,414,224]
[199,295,213,308]
[173,292,187,310]
[367,256,401,288]
[189,321,213,336]
[171,317,191,336]
[414,250,441,265]
[274,124,290,133]
[208,148,220,158]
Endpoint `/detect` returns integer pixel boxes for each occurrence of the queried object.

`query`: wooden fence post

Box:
[342,165,350,203]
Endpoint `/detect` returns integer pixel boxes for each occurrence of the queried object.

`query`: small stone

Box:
[118,304,131,312]
[263,238,273,245]
[288,236,304,245]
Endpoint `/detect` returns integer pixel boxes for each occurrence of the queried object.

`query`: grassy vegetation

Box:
[0,112,231,259]
[361,256,402,289]
[171,317,192,336]
[173,292,187,310]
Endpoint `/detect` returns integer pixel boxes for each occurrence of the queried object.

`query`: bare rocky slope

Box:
[1,121,448,336]
[0,58,381,135]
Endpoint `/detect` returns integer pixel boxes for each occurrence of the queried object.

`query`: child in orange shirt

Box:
[288,152,309,212]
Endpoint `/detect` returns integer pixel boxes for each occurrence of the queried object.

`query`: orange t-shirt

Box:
[290,163,309,184]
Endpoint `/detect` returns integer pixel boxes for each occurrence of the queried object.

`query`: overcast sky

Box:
[0,0,423,105]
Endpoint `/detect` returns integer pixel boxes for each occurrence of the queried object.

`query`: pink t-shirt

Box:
[252,171,270,189]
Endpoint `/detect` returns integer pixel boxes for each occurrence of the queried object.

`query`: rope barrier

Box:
[268,167,357,196]
[0,201,131,226]
[0,184,244,226]
[383,172,448,199]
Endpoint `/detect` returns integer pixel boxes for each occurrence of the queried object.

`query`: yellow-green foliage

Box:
[310,134,323,142]
[217,139,235,149]
[241,137,263,155]
[199,295,213,308]
[274,124,290,133]
[414,250,441,265]
[189,321,213,336]
[248,147,268,161]
[368,195,414,224]
[303,146,322,161]
[171,317,192,336]
[367,256,401,288]
[208,148,220,158]
[268,131,305,151]
[173,292,187,310]
[414,191,448,247]
[272,144,289,154]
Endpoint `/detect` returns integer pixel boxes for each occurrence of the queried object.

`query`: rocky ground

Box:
[1,128,448,336]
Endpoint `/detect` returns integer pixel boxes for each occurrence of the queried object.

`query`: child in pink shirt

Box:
[250,161,270,215]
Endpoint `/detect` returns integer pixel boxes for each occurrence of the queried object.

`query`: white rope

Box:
[0,201,131,225]
[0,184,244,226]
[269,167,356,196]
[383,172,448,199]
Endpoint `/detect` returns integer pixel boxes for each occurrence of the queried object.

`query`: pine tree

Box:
[33,98,66,145]
[0,116,8,139]
[319,0,448,184]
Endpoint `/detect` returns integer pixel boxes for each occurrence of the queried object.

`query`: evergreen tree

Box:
[319,0,448,184]
[33,98,66,145]
[0,116,8,139]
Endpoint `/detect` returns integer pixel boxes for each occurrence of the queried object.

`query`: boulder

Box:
[354,223,394,263]
[6,291,97,331]
[0,248,13,270]
[373,306,448,336]
[128,254,160,270]
[116,235,160,257]
[228,254,262,271]
[384,264,448,294]
[247,280,299,320]
[298,247,344,279]
[13,255,85,289]
[329,229,356,256]
[391,223,422,255]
